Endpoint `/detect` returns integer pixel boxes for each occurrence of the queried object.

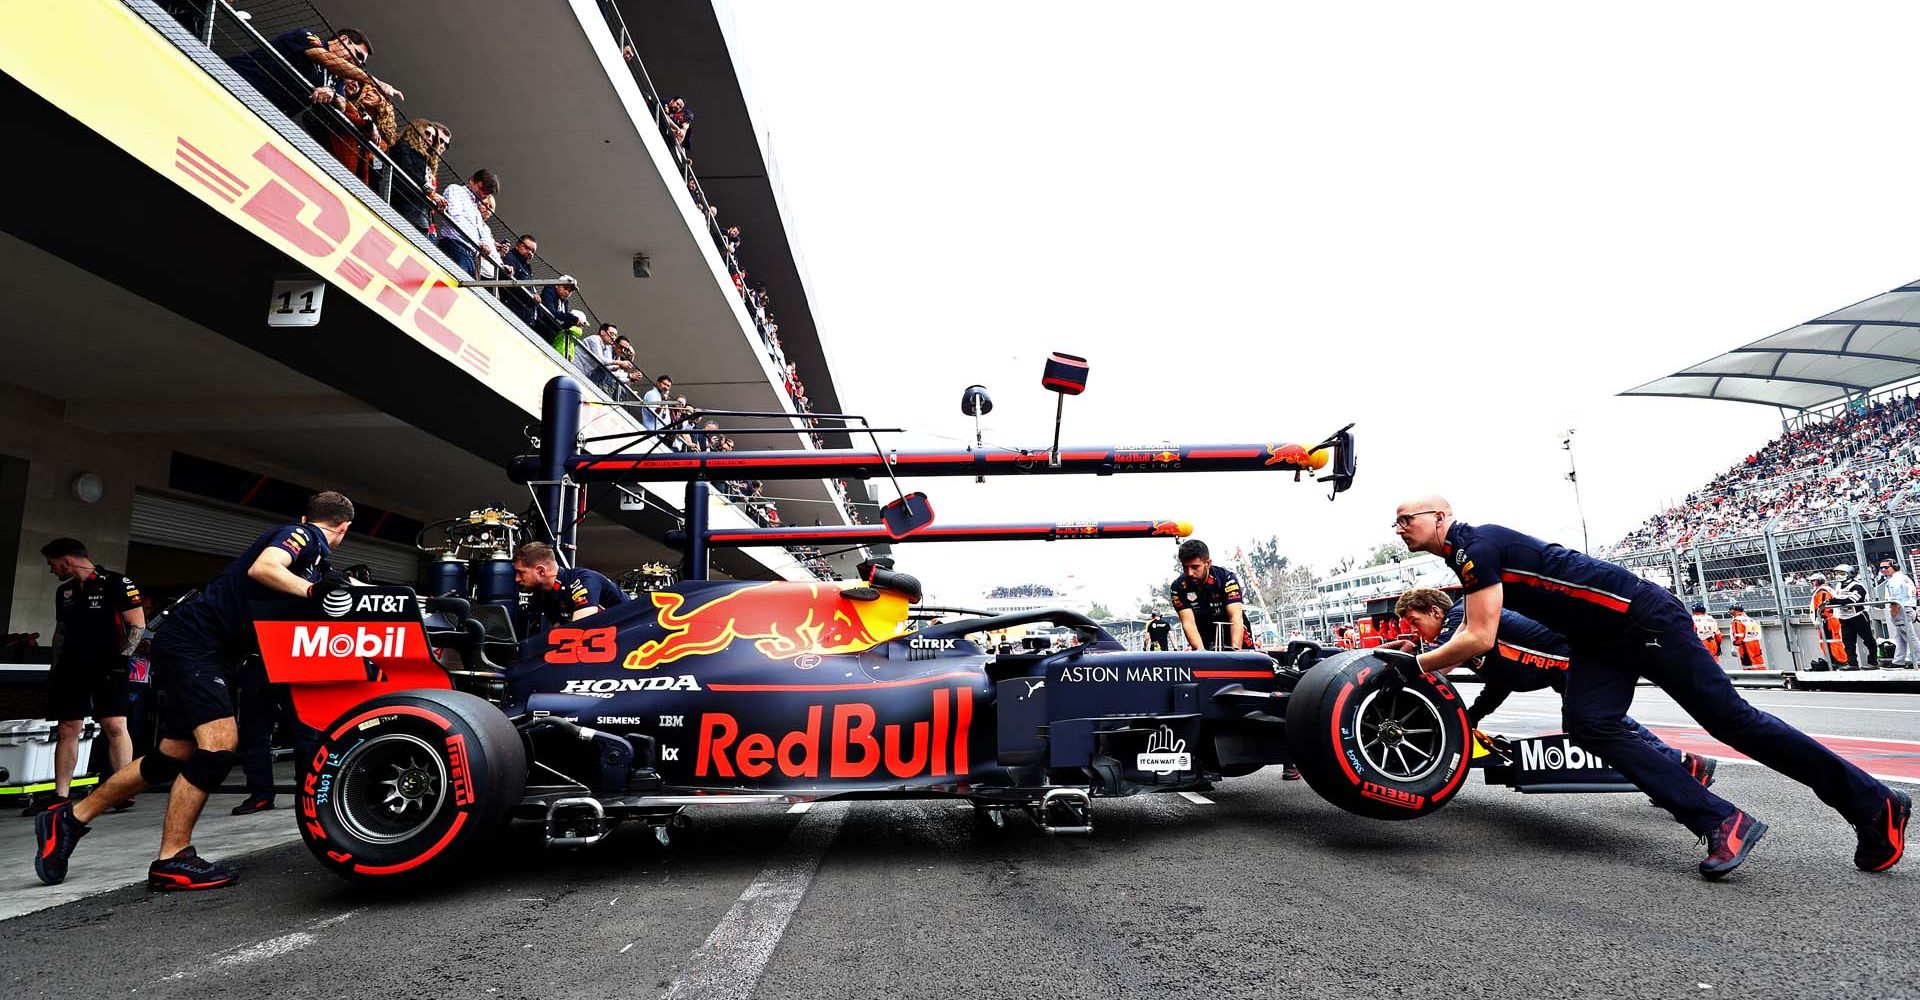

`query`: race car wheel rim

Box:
[1354,686,1446,783]
[334,732,451,846]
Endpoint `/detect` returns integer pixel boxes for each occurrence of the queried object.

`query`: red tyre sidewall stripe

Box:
[1331,681,1361,785]
[351,812,468,876]
[329,703,454,741]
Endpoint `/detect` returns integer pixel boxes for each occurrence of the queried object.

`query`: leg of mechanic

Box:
[234,669,277,808]
[1621,714,1687,766]
[1564,647,1733,834]
[1894,609,1920,667]
[1635,599,1886,823]
[52,719,82,799]
[1843,615,1876,667]
[72,739,189,824]
[101,715,132,775]
[161,716,236,859]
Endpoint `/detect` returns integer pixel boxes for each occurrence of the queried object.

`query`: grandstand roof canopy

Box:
[1623,277,1920,411]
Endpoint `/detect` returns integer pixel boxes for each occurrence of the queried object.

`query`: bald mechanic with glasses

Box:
[1383,497,1908,880]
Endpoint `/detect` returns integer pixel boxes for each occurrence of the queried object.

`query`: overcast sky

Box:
[719,1,1920,610]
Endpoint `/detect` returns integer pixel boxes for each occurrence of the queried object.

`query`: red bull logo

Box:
[624,583,896,671]
[1151,520,1193,537]
[1265,443,1331,470]
[697,687,972,780]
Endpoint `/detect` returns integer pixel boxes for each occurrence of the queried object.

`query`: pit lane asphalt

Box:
[3,687,1915,1000]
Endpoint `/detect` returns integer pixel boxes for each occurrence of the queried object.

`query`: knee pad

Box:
[182,749,237,794]
[139,752,184,786]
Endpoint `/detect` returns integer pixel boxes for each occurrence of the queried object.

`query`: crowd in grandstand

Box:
[191,7,866,554]
[1613,394,1920,552]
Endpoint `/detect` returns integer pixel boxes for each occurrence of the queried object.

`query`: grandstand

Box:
[0,0,866,641]
[1614,275,1920,675]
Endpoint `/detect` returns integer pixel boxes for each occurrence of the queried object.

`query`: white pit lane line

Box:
[160,909,363,982]
[1179,791,1214,804]
[659,802,848,1000]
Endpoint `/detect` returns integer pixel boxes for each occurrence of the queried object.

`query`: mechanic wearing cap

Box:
[30,538,143,816]
[1168,539,1249,651]
[513,541,629,635]
[1879,560,1918,668]
[1388,588,1715,785]
[1809,572,1850,670]
[1831,564,1877,669]
[1691,604,1721,659]
[1390,495,1908,879]
[35,492,358,891]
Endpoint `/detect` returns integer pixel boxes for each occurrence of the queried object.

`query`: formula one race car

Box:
[258,569,1489,882]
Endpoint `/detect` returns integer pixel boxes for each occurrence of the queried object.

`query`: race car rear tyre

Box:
[1284,650,1472,821]
[299,689,527,882]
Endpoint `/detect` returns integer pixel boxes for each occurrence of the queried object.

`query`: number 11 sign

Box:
[267,278,326,328]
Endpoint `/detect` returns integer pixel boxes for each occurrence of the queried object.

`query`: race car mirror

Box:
[881,491,935,539]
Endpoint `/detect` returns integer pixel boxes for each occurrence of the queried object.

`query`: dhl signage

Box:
[0,2,566,419]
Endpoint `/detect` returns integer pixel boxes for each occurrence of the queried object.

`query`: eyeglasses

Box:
[1392,510,1442,528]
[343,42,369,66]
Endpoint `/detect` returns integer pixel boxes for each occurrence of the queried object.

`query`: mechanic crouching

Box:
[1386,588,1712,781]
[513,541,628,635]
[34,492,358,891]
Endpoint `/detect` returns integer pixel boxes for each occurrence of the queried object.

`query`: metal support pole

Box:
[684,479,710,581]
[1667,550,1685,601]
[1761,524,1801,671]
[1690,546,1711,610]
[201,0,216,46]
[1850,511,1870,576]
[1892,516,1909,580]
[537,377,582,556]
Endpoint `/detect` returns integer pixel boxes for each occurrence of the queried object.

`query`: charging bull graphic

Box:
[624,582,908,671]
[1264,443,1330,470]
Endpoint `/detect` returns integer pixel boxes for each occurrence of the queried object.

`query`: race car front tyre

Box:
[1284,650,1472,821]
[299,688,527,882]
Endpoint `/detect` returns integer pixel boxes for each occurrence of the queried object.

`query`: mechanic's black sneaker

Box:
[1699,809,1767,880]
[230,796,274,816]
[148,847,237,892]
[1854,789,1911,873]
[19,793,65,817]
[1281,765,1302,781]
[1682,752,1718,789]
[33,802,89,885]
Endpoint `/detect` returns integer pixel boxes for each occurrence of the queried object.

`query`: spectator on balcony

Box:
[666,96,694,158]
[389,119,448,234]
[538,280,578,339]
[322,78,395,186]
[641,375,673,434]
[437,169,500,278]
[580,323,636,393]
[555,310,587,361]
[723,226,742,255]
[227,27,402,121]
[500,234,539,325]
[473,194,503,279]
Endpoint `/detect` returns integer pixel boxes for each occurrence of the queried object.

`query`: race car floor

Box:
[2,689,1916,1000]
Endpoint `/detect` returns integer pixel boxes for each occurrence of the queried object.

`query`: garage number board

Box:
[268,279,326,327]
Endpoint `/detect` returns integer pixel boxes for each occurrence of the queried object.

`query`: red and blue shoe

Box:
[33,801,90,885]
[1700,808,1767,880]
[1681,752,1718,789]
[1854,789,1911,873]
[148,847,238,892]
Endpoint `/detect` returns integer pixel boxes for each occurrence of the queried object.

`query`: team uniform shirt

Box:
[1168,566,1249,650]
[1692,612,1721,645]
[1145,618,1172,650]
[54,569,142,667]
[164,523,333,656]
[227,28,337,115]
[1432,601,1570,692]
[526,567,629,632]
[1441,521,1649,642]
[1832,577,1868,619]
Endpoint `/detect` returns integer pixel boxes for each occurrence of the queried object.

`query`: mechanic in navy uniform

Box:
[1388,587,1712,781]
[32,538,144,815]
[1391,496,1909,879]
[1168,539,1249,651]
[34,492,358,892]
[512,541,629,634]
[1145,613,1172,652]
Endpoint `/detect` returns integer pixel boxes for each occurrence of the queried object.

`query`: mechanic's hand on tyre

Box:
[1373,647,1425,687]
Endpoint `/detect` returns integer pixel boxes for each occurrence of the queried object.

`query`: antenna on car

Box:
[1040,352,1088,468]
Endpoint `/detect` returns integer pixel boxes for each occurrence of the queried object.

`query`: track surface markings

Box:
[160,909,362,982]
[660,803,848,1000]
[1179,791,1215,804]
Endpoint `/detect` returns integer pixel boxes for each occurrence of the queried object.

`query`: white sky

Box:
[721,1,1920,610]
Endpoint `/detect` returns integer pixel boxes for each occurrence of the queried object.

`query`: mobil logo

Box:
[696,687,973,781]
[1519,735,1608,772]
[291,624,409,659]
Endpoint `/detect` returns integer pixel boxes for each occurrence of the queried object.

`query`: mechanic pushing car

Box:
[1168,539,1250,652]
[1387,587,1715,784]
[1389,496,1910,879]
[34,492,359,891]
[513,540,628,633]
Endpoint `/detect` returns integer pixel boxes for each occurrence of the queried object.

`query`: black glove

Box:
[1373,647,1425,686]
[310,569,354,601]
